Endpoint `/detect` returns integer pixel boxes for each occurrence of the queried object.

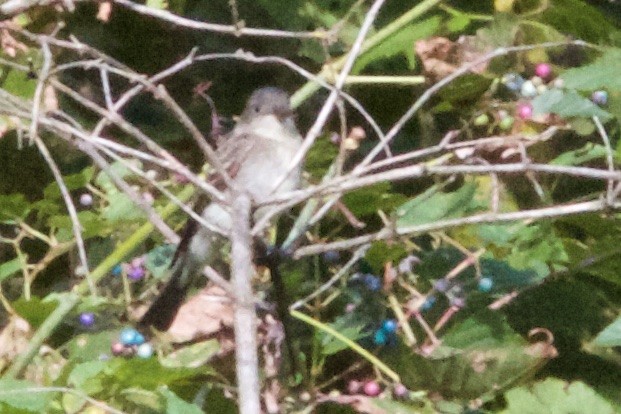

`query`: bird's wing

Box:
[206,130,257,191]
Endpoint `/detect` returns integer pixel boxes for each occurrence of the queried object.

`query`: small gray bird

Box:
[140,87,303,330]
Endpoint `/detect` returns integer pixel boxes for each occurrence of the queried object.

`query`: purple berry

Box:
[127,265,145,281]
[79,193,93,207]
[591,90,608,106]
[78,312,95,327]
[433,279,449,292]
[534,63,552,79]
[363,380,381,397]
[450,296,466,308]
[393,383,409,398]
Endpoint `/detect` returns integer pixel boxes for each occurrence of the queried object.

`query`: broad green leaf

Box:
[342,182,407,217]
[0,379,55,412]
[43,167,95,199]
[531,89,612,120]
[551,143,606,166]
[396,182,478,228]
[65,331,118,362]
[592,316,621,347]
[67,360,107,391]
[160,388,203,414]
[501,378,616,414]
[354,16,442,72]
[49,210,109,241]
[541,0,620,43]
[12,296,59,328]
[560,49,621,92]
[437,73,494,104]
[0,193,30,221]
[160,340,220,368]
[2,68,37,99]
[102,192,145,223]
[0,257,23,282]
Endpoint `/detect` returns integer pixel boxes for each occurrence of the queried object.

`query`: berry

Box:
[78,312,95,327]
[433,279,449,292]
[499,115,514,131]
[393,383,409,399]
[478,277,493,292]
[345,303,357,313]
[534,63,552,79]
[363,380,381,397]
[381,319,398,333]
[450,296,466,308]
[322,250,340,264]
[347,380,362,394]
[136,343,153,359]
[127,265,145,281]
[421,296,436,311]
[363,274,381,292]
[111,342,125,356]
[119,328,145,346]
[373,329,388,346]
[474,113,490,126]
[111,264,122,276]
[520,80,538,98]
[592,90,608,106]
[517,102,533,120]
[79,193,93,207]
[502,73,525,93]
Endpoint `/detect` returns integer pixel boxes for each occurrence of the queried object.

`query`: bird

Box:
[139,87,303,331]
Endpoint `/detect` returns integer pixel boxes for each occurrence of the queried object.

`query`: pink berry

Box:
[347,380,361,394]
[393,383,408,398]
[534,63,552,79]
[111,342,125,356]
[517,103,533,120]
[363,380,381,396]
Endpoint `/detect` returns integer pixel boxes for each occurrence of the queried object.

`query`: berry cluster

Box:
[111,327,153,359]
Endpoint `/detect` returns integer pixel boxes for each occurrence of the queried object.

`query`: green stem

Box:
[290,309,400,383]
[290,0,443,108]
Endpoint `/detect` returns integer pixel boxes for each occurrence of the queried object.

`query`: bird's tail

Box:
[138,263,192,331]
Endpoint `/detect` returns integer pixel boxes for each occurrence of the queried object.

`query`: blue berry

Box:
[520,80,538,98]
[322,250,340,264]
[111,264,122,276]
[119,328,145,346]
[78,312,95,327]
[363,274,381,292]
[478,277,493,292]
[373,329,388,346]
[591,90,608,106]
[502,73,525,93]
[381,319,398,333]
[136,343,153,359]
[421,296,436,311]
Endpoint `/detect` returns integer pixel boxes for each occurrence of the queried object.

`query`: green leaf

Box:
[0,379,56,412]
[551,143,606,166]
[102,192,145,223]
[342,182,407,217]
[396,182,478,228]
[592,316,621,347]
[531,89,612,120]
[501,378,616,414]
[437,73,494,104]
[561,49,621,92]
[160,388,203,414]
[354,16,442,72]
[0,257,24,282]
[43,167,95,199]
[12,296,59,328]
[541,0,620,43]
[146,0,168,9]
[160,340,220,368]
[0,193,30,222]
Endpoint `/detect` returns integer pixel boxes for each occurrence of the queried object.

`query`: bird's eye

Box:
[254,105,260,113]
